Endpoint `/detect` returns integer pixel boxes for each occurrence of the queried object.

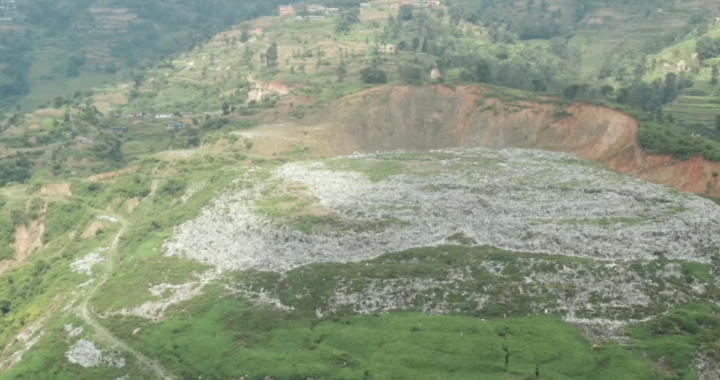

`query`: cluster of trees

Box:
[360,67,388,84]
[335,7,361,33]
[0,153,33,187]
[613,73,690,112]
[697,36,720,61]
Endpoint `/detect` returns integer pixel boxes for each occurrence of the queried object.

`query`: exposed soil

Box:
[87,166,139,182]
[126,197,141,212]
[280,85,720,198]
[81,220,106,239]
[39,182,72,198]
[0,204,46,276]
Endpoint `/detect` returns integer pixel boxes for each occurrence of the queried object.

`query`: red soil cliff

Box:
[310,85,720,197]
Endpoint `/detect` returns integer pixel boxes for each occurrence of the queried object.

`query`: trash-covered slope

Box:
[163,148,720,273]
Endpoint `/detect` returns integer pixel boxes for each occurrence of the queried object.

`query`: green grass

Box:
[95,242,720,379]
[106,286,665,380]
[0,315,150,380]
[627,303,720,375]
[92,255,210,312]
[43,201,93,243]
[0,218,14,261]
[325,159,407,182]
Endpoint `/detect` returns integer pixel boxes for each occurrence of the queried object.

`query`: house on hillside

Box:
[111,127,128,133]
[390,3,400,10]
[180,112,194,117]
[74,136,97,145]
[325,7,340,13]
[167,122,186,131]
[379,44,396,53]
[307,4,326,12]
[360,2,371,7]
[155,113,174,119]
[127,112,146,118]
[425,0,440,7]
[279,4,295,15]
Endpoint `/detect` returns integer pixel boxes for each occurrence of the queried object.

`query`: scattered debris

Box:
[65,339,126,368]
[64,324,84,338]
[97,215,119,223]
[70,248,108,275]
[113,270,221,320]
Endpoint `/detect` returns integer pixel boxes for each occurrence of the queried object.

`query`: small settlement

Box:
[280,0,441,17]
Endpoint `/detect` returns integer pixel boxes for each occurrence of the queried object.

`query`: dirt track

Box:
[77,213,176,380]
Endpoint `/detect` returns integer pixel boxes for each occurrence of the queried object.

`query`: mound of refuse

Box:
[163,148,720,273]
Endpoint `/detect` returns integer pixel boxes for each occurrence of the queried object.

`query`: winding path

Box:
[77,213,176,380]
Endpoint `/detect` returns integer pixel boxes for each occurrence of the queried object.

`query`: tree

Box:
[411,37,420,52]
[716,114,720,132]
[52,96,64,109]
[398,65,422,85]
[399,5,413,21]
[600,85,614,97]
[222,102,231,115]
[0,299,10,315]
[421,37,428,54]
[531,79,547,92]
[663,73,678,104]
[265,43,278,67]
[563,84,582,99]
[712,65,719,86]
[474,61,491,83]
[336,62,347,82]
[359,67,388,84]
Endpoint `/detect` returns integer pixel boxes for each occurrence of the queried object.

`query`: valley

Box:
[3,0,720,379]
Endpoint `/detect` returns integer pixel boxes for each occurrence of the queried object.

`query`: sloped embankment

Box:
[316,85,720,197]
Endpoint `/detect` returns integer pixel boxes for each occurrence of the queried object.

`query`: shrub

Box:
[360,67,388,84]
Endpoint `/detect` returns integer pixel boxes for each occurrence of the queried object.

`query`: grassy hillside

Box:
[0,0,300,111]
[3,147,720,378]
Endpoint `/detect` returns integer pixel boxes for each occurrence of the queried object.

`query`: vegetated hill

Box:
[640,21,720,128]
[79,0,720,156]
[0,0,295,111]
[3,146,720,379]
[3,0,720,186]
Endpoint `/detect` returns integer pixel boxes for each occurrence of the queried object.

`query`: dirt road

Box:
[77,213,177,380]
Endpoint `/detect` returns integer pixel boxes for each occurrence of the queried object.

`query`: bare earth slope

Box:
[302,85,720,197]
